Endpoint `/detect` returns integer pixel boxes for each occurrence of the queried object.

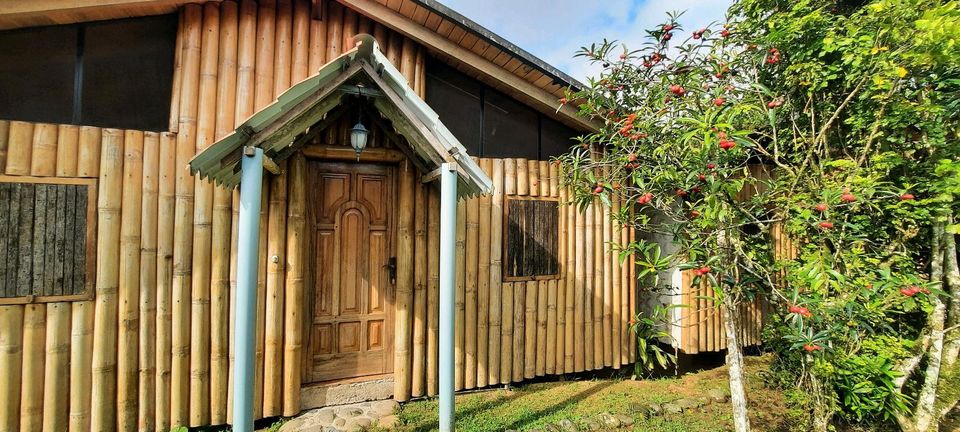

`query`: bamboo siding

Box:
[0,1,776,430]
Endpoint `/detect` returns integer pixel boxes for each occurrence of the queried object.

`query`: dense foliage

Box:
[560,0,959,430]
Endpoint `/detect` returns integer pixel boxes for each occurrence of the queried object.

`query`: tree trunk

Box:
[722,294,751,432]
[943,214,959,367]
[909,222,947,432]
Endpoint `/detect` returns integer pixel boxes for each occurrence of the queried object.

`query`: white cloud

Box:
[438,0,733,81]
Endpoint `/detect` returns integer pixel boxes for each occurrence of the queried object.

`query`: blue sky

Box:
[437,0,734,82]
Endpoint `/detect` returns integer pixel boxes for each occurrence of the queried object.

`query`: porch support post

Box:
[232,147,265,432]
[438,162,458,431]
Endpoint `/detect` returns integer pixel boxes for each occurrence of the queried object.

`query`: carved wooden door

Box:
[306,161,394,383]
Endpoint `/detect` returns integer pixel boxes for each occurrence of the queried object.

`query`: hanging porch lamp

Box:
[350,87,369,160]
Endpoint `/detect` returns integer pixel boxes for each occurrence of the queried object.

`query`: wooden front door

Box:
[306,161,395,383]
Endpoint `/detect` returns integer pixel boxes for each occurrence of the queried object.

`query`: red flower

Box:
[713,97,726,106]
[662,24,675,32]
[900,287,919,297]
[803,344,823,352]
[814,203,828,212]
[719,139,736,150]
[669,84,685,96]
[662,32,672,41]
[637,192,653,205]
[841,192,856,203]
[720,28,731,38]
[692,28,706,39]
[707,163,716,170]
[690,210,701,218]
[619,53,627,60]
[676,189,688,197]
[819,221,834,229]
[698,173,707,181]
[559,97,567,105]
[900,193,915,201]
[767,99,783,108]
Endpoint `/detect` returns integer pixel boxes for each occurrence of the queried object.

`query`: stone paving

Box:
[279,399,400,432]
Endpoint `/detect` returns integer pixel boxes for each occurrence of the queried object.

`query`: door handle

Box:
[385,257,397,284]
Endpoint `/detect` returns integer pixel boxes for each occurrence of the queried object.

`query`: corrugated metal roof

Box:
[189,34,492,198]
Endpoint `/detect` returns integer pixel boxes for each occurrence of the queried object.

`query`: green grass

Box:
[386,356,789,432]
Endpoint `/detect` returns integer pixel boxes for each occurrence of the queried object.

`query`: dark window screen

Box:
[425,59,482,154]
[505,199,559,278]
[540,116,578,159]
[0,25,77,124]
[81,15,177,130]
[483,89,539,159]
[0,15,175,130]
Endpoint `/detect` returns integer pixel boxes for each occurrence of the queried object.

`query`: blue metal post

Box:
[233,147,264,432]
[438,163,458,431]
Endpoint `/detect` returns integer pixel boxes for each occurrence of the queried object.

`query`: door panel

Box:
[307,161,395,383]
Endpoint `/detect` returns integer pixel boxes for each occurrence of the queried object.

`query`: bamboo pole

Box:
[324,1,342,61]
[515,159,528,196]
[500,280,513,384]
[307,0,326,71]
[0,306,23,432]
[526,160,538,197]
[454,199,465,390]
[90,128,124,431]
[210,2,238,424]
[263,2,290,417]
[342,6,357,53]
[547,277,558,374]
[77,127,101,178]
[155,132,177,431]
[372,23,387,61]
[411,181,428,397]
[139,132,160,431]
[169,10,185,133]
[0,120,9,172]
[29,123,57,177]
[620,201,631,362]
[574,198,585,372]
[69,301,93,432]
[252,1,277,419]
[487,159,503,385]
[536,279,547,376]
[511,281,524,382]
[552,165,563,375]
[629,219,636,362]
[228,2,256,421]
[464,192,479,389]
[171,5,203,427]
[611,198,622,369]
[503,159,516,195]
[5,121,34,176]
[563,187,575,373]
[55,125,79,177]
[187,4,220,425]
[583,202,594,370]
[117,129,144,431]
[282,154,305,416]
[602,195,613,367]
[523,280,537,378]
[20,304,45,432]
[292,0,310,82]
[43,303,71,432]
[592,199,603,368]
[263,165,287,416]
[395,162,415,401]
[476,160,492,387]
[426,186,440,396]
[538,161,549,196]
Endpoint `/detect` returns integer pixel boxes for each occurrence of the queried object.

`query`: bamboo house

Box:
[0,1,763,430]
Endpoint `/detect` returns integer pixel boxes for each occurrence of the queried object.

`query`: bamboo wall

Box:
[675,164,781,354]
[0,1,639,431]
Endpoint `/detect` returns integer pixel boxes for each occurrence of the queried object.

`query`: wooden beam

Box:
[335,0,599,132]
[0,0,206,30]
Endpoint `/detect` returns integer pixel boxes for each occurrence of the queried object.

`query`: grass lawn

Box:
[386,356,792,432]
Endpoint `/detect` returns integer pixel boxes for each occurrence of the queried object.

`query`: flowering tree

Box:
[560,1,959,430]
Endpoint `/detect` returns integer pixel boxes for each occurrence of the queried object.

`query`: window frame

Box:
[501,195,562,282]
[0,175,98,305]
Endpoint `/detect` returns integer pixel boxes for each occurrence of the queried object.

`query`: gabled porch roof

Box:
[188,34,493,198]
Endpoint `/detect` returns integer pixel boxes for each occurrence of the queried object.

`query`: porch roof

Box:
[188,34,493,198]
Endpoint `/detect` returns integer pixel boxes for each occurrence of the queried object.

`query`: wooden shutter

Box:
[0,176,96,303]
[504,198,559,279]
